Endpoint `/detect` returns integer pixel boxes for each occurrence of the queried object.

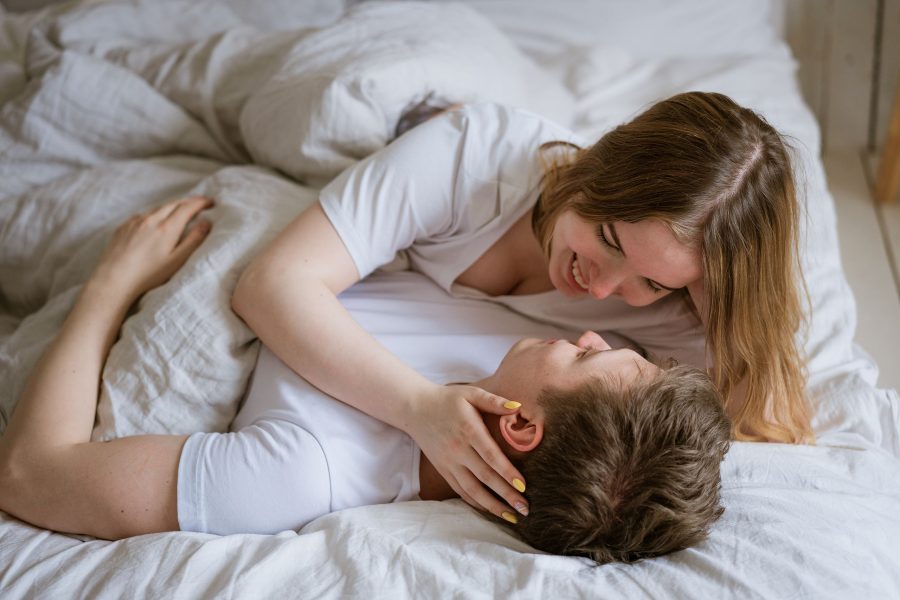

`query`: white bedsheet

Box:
[1,1,898,598]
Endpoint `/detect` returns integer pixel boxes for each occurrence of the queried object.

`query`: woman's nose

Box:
[586,261,622,299]
[587,274,619,299]
[576,330,612,351]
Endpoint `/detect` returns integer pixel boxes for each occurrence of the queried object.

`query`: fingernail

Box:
[503,401,521,410]
[501,511,518,525]
[512,478,526,493]
[514,502,529,516]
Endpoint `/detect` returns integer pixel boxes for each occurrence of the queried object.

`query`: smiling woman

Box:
[533,92,811,444]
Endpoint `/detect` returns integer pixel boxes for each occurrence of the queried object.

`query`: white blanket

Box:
[0,1,898,598]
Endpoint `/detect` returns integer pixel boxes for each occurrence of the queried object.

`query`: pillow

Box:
[239,1,575,185]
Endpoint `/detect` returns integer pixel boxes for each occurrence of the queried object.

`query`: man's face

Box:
[487,331,658,405]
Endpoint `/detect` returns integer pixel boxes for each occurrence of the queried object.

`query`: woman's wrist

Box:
[396,380,443,434]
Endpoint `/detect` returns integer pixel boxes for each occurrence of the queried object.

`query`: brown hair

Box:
[533,91,812,443]
[516,366,731,564]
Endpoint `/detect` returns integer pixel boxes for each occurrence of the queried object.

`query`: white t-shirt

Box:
[319,102,706,368]
[177,342,421,536]
[178,271,582,536]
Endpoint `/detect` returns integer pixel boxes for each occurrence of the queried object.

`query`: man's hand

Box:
[89,196,214,301]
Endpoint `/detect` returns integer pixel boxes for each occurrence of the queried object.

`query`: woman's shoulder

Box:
[455,102,577,140]
[450,102,581,185]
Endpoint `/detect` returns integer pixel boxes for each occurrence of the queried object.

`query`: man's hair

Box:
[516,365,731,564]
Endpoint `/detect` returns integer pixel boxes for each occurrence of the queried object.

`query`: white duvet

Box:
[0,0,898,598]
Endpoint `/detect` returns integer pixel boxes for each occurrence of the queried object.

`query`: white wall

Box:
[783,0,900,155]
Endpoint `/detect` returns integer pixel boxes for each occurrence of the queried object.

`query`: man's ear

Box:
[499,412,543,452]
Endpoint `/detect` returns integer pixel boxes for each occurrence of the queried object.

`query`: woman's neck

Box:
[454,209,554,296]
[506,210,555,294]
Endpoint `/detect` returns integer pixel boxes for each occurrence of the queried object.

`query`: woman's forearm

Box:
[235,269,437,431]
[231,203,440,430]
[3,278,136,450]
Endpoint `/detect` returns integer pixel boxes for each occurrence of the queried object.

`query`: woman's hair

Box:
[516,366,732,564]
[532,91,812,444]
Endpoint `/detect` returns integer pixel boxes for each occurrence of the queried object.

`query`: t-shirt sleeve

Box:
[318,108,466,280]
[177,419,331,536]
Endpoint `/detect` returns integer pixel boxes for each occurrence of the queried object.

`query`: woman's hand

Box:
[90,196,214,301]
[408,384,529,522]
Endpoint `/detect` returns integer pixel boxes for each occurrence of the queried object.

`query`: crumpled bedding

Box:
[0,0,898,598]
[0,0,573,439]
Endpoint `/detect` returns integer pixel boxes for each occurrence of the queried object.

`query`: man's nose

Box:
[576,330,612,351]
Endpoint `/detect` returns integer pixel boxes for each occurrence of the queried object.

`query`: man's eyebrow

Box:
[608,223,626,257]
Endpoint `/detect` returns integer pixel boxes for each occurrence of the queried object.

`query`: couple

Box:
[0,92,807,563]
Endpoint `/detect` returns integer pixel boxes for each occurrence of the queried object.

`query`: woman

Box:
[232,91,811,522]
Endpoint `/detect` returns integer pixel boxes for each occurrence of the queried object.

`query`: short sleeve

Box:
[318,108,466,280]
[177,419,332,535]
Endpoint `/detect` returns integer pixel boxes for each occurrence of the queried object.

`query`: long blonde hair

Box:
[533,92,812,443]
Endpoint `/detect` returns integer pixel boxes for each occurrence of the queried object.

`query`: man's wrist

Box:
[80,276,140,314]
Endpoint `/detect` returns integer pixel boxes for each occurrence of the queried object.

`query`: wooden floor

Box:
[828,149,900,390]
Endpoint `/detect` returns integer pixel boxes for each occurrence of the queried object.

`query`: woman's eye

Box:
[596,224,616,251]
[645,279,663,294]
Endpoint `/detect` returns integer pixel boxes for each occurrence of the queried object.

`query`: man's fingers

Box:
[171,220,212,264]
[163,196,215,232]
[147,195,199,222]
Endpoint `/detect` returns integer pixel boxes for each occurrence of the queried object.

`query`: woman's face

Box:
[547,211,702,307]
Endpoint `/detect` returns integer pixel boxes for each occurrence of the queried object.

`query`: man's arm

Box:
[0,197,211,539]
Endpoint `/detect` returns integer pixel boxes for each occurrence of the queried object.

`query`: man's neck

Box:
[418,452,457,501]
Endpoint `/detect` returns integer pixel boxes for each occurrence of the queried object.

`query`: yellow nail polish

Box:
[512,478,526,493]
[503,401,521,410]
[501,511,518,524]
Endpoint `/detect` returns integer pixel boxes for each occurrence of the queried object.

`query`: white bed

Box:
[0,1,898,597]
